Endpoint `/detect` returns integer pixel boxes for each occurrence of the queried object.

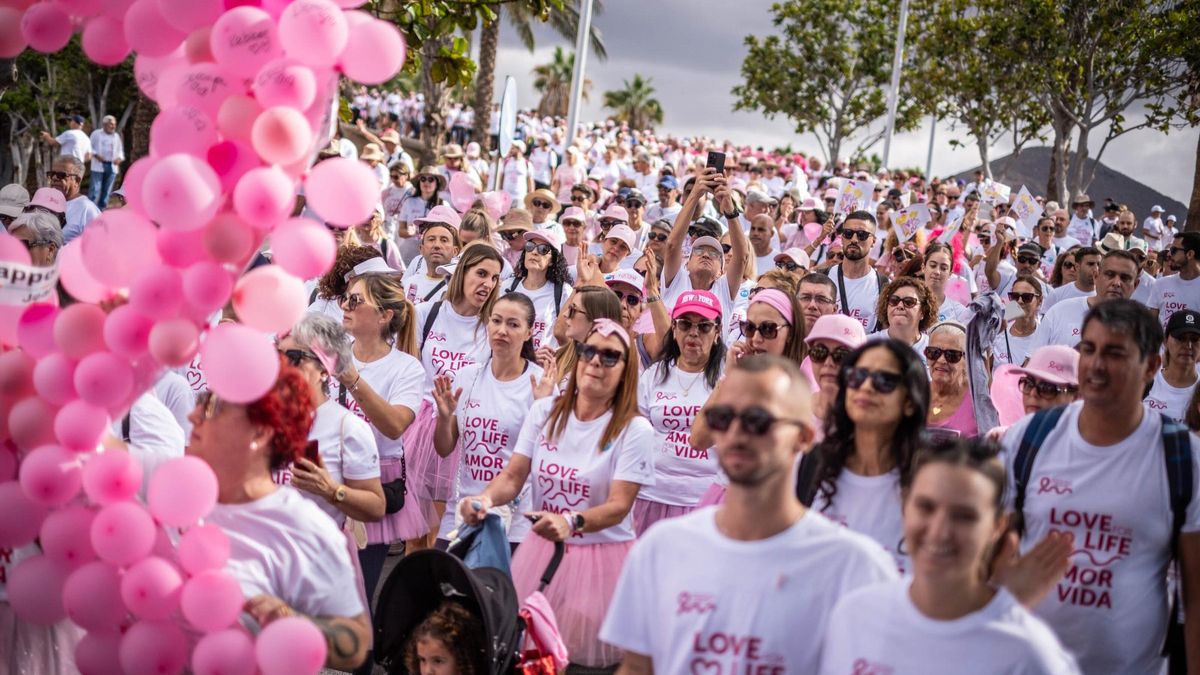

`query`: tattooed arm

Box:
[245,595,372,670]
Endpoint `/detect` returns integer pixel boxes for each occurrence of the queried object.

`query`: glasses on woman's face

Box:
[531,199,553,210]
[740,320,785,340]
[499,230,522,241]
[807,343,849,365]
[673,318,717,335]
[563,220,583,230]
[341,293,374,312]
[279,348,320,368]
[576,341,625,368]
[828,252,845,262]
[571,194,588,203]
[844,367,902,394]
[888,295,919,309]
[1008,291,1039,304]
[1039,226,1055,233]
[721,243,732,254]
[599,219,621,230]
[566,304,585,320]
[776,260,800,272]
[523,241,553,256]
[197,391,224,421]
[612,289,642,307]
[1061,261,1076,271]
[1018,376,1077,399]
[647,232,669,243]
[924,346,965,364]
[702,404,806,435]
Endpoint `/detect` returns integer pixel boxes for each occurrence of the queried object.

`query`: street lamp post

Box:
[564,0,595,150]
[881,0,909,170]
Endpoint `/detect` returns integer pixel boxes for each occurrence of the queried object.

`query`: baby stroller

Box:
[373,526,566,675]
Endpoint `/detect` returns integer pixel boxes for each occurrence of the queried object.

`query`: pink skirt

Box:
[632,498,694,537]
[363,456,430,544]
[696,482,727,507]
[511,535,634,669]
[402,399,460,508]
[0,605,81,675]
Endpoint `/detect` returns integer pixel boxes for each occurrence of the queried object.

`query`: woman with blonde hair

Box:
[351,206,405,271]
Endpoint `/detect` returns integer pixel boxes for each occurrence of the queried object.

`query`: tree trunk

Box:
[1067,121,1091,201]
[129,91,156,164]
[418,37,450,168]
[1046,104,1071,205]
[976,136,992,180]
[472,19,499,154]
[1188,133,1200,232]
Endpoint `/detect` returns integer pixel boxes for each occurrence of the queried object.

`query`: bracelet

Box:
[564,511,578,534]
[349,374,362,392]
[646,295,661,304]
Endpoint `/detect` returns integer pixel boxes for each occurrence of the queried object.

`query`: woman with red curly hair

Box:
[187,364,372,672]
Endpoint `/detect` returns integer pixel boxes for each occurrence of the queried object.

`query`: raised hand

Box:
[432,374,461,419]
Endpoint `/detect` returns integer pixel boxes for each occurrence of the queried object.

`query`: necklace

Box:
[678,368,706,397]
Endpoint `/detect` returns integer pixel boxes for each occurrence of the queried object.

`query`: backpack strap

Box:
[380,237,389,262]
[422,278,448,303]
[120,413,132,443]
[420,300,444,352]
[553,280,563,319]
[836,265,850,316]
[875,270,888,292]
[508,276,521,293]
[1012,405,1069,536]
[1161,414,1193,558]
[795,451,822,507]
[309,286,319,305]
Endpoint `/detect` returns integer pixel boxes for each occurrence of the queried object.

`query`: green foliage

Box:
[532,46,589,117]
[506,0,607,61]
[603,74,663,131]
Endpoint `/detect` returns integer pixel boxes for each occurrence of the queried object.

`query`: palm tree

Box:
[603,75,663,131]
[471,0,606,149]
[533,47,590,118]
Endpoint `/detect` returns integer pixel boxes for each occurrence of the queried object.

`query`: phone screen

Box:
[705,151,726,174]
[303,441,322,466]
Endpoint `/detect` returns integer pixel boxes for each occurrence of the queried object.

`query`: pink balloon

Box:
[58,0,103,16]
[945,276,971,305]
[233,165,295,229]
[201,322,281,403]
[217,94,264,145]
[279,0,347,67]
[17,302,60,358]
[80,210,163,288]
[181,261,234,314]
[177,523,230,574]
[210,6,280,77]
[173,62,236,119]
[130,266,185,319]
[208,139,263,192]
[203,212,256,264]
[118,154,157,214]
[0,231,33,265]
[232,265,306,334]
[104,305,155,359]
[76,629,124,675]
[55,400,111,452]
[82,15,130,65]
[448,172,477,213]
[0,349,35,399]
[33,353,76,405]
[158,0,222,32]
[192,629,257,675]
[124,0,186,57]
[0,480,49,548]
[256,616,328,675]
[150,105,218,157]
[186,25,215,64]
[122,556,183,620]
[119,620,188,675]
[339,18,405,85]
[148,456,218,527]
[83,449,144,504]
[21,3,72,53]
[74,351,134,408]
[251,106,313,166]
[149,317,201,367]
[803,221,822,243]
[156,226,209,268]
[91,501,157,566]
[0,304,22,349]
[304,156,377,226]
[271,217,335,280]
[59,240,110,303]
[253,58,317,110]
[65,561,126,627]
[0,8,29,58]
[8,396,58,450]
[181,569,244,632]
[153,61,191,109]
[143,153,223,232]
[20,444,83,506]
[990,363,1026,426]
[0,443,15,482]
[7,555,69,625]
[54,303,108,359]
[41,505,98,569]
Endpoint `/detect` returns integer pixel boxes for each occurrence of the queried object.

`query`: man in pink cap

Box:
[804,314,867,420]
[1010,345,1079,416]
[401,204,462,303]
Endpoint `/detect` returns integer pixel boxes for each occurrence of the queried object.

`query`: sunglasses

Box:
[828,252,845,261]
[887,295,919,309]
[196,391,225,421]
[531,199,553,209]
[1008,291,1039,303]
[523,241,554,256]
[280,348,319,368]
[687,227,712,238]
[740,320,786,340]
[576,341,625,368]
[924,346,965,364]
[721,244,732,254]
[844,367,902,394]
[1018,376,1078,399]
[626,200,645,209]
[418,176,439,184]
[808,344,849,365]
[647,232,669,242]
[500,230,523,241]
[570,195,588,203]
[1039,226,1055,233]
[1061,261,1076,270]
[1016,255,1040,266]
[599,219,621,229]
[776,260,801,272]
[562,220,583,229]
[692,248,721,261]
[839,229,871,241]
[18,238,49,250]
[341,293,374,312]
[612,289,642,307]
[673,318,717,335]
[703,404,807,435]
[824,199,837,205]
[893,250,910,262]
[46,170,76,181]
[566,305,585,320]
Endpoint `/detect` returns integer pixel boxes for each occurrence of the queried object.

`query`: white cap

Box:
[1152,205,1164,213]
[604,269,645,295]
[344,256,399,281]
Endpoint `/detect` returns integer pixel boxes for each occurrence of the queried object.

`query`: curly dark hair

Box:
[245,361,317,471]
[875,276,937,332]
[801,339,930,510]
[404,601,486,675]
[512,241,571,287]
[316,244,383,301]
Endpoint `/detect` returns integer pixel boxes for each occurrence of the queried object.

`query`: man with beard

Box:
[600,355,896,674]
[826,210,887,331]
[1150,231,1200,330]
[1032,250,1139,349]
[1052,209,1081,250]
[1043,247,1100,312]
[401,206,462,303]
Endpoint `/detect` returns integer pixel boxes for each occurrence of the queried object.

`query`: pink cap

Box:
[823,187,839,200]
[774,248,810,268]
[804,314,866,349]
[600,203,629,222]
[604,224,638,252]
[672,289,721,320]
[29,187,65,214]
[1011,345,1079,386]
[604,268,645,295]
[413,204,462,230]
[560,206,587,224]
[523,228,564,252]
[798,197,819,211]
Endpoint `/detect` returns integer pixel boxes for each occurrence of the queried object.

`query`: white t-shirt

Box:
[828,264,882,332]
[436,361,544,542]
[415,300,491,400]
[1000,402,1200,675]
[662,272,735,341]
[62,196,101,243]
[206,487,366,619]
[505,278,572,350]
[402,266,449,304]
[599,508,898,673]
[512,397,656,545]
[273,399,380,525]
[1043,282,1092,312]
[937,296,971,323]
[56,128,91,163]
[343,349,424,461]
[1144,371,1196,425]
[992,325,1039,369]
[122,392,186,498]
[153,370,196,437]
[1031,296,1091,349]
[1067,216,1097,245]
[754,251,776,278]
[89,129,124,173]
[645,202,682,226]
[974,259,1016,298]
[819,581,1080,675]
[1149,274,1200,330]
[812,468,908,574]
[1132,271,1156,307]
[501,156,531,202]
[636,362,720,507]
[1053,234,1082,250]
[725,279,759,346]
[1142,216,1166,251]
[530,148,555,185]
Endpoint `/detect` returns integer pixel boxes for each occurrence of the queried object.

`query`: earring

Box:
[250,441,259,451]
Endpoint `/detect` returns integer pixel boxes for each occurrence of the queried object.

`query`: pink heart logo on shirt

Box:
[185,370,203,390]
[690,659,722,675]
[432,358,446,374]
[536,475,555,496]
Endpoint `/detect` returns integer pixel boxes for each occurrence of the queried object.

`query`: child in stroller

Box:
[405,601,487,674]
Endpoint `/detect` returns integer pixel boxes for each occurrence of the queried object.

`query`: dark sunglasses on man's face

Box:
[1016,255,1040,266]
[839,228,871,242]
[844,367,902,394]
[703,404,806,435]
[46,170,75,181]
[576,341,625,368]
[807,343,849,365]
[626,200,645,209]
[924,346,965,364]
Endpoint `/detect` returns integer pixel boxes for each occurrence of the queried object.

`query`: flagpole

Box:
[565,0,595,150]
[881,0,909,169]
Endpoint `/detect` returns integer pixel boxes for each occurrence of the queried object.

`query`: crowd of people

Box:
[3,103,1200,675]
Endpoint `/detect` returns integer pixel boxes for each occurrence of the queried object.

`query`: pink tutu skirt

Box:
[511,535,634,669]
[0,605,81,675]
[632,498,694,537]
[402,400,460,511]
[363,456,429,544]
[696,482,727,507]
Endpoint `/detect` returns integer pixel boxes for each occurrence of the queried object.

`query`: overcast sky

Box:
[489,0,1198,206]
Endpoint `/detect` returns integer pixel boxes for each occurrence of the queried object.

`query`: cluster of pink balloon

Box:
[0,0,407,673]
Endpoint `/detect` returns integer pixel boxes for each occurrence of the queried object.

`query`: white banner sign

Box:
[893,204,931,243]
[1009,185,1044,239]
[832,179,876,218]
[0,260,59,305]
